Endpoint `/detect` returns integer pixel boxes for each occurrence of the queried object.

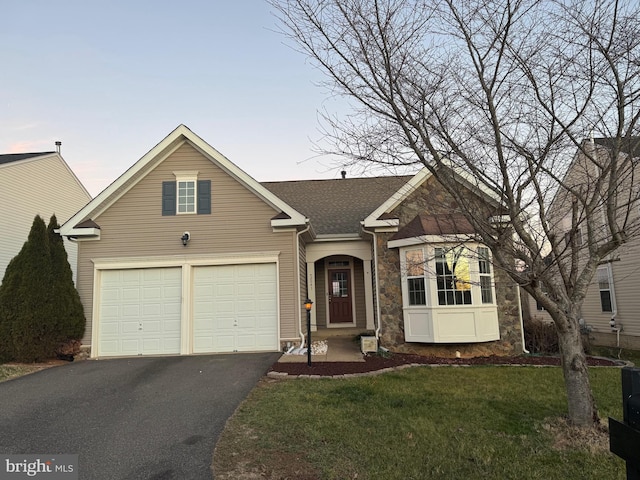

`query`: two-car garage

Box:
[95,262,279,358]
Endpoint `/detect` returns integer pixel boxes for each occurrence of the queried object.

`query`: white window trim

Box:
[597,263,616,313]
[399,243,500,344]
[174,171,199,215]
[324,256,357,328]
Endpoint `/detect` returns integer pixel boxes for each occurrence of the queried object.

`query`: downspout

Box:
[296,222,311,348]
[516,285,530,354]
[361,226,382,339]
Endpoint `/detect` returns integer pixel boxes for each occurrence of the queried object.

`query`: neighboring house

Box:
[522,137,640,349]
[0,150,92,283]
[59,125,523,358]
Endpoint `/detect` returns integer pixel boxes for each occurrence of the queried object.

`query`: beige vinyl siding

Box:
[76,143,297,345]
[581,238,640,338]
[0,155,91,282]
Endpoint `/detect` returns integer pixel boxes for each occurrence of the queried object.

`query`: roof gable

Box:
[60,125,307,237]
[363,166,504,229]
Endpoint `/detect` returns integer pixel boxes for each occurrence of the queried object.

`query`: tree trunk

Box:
[557,319,597,427]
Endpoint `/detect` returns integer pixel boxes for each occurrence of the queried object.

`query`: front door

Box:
[328,269,353,324]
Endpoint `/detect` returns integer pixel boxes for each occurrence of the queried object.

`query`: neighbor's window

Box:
[597,264,615,313]
[406,249,426,306]
[435,247,471,305]
[478,247,493,304]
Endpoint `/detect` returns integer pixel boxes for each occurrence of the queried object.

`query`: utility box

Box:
[360,336,378,354]
[609,367,640,480]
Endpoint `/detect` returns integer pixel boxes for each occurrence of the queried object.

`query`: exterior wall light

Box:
[181,232,190,246]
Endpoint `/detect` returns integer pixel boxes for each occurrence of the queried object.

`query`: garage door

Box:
[98,268,182,357]
[193,263,278,353]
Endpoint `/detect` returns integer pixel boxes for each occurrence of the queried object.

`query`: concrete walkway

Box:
[278,336,365,363]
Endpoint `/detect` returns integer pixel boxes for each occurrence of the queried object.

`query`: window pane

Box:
[600,291,612,312]
[478,247,491,274]
[597,267,610,289]
[405,250,424,276]
[408,278,426,305]
[436,247,472,305]
[480,276,493,304]
[177,180,196,214]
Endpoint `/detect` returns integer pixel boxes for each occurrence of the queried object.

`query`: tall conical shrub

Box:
[47,214,85,341]
[0,255,24,361]
[0,215,55,361]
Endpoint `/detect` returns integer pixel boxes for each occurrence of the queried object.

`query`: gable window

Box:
[177,179,196,213]
[597,264,615,313]
[162,172,211,216]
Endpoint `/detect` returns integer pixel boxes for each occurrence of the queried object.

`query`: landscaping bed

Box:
[269,353,623,376]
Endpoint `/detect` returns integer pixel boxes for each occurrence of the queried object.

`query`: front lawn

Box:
[0,364,43,383]
[214,366,626,479]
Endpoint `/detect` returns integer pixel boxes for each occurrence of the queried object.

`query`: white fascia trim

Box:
[92,251,281,270]
[363,169,431,228]
[314,233,363,242]
[361,218,400,229]
[388,234,482,249]
[271,218,309,228]
[63,228,101,238]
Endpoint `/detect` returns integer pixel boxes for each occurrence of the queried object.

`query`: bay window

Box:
[400,244,500,343]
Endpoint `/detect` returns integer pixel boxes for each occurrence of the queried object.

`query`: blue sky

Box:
[0,1,348,196]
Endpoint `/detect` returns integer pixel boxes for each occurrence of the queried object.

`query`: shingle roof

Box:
[0,152,56,165]
[262,176,412,235]
[594,137,640,157]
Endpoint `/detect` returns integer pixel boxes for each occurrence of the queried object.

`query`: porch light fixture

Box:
[181,232,190,246]
[304,298,313,366]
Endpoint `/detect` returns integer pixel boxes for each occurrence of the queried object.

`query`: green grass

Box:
[0,364,42,383]
[214,367,627,479]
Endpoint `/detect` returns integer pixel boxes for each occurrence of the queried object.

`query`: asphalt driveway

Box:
[0,353,280,479]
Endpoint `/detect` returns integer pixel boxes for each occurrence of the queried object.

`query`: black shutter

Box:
[162,181,176,216]
[197,180,211,214]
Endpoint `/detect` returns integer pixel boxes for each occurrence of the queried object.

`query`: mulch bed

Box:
[269,353,623,377]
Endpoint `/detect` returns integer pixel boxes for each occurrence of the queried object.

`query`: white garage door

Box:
[193,263,278,353]
[98,268,182,357]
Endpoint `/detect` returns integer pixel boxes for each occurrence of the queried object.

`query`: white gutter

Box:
[361,226,382,339]
[516,285,530,354]
[296,222,311,348]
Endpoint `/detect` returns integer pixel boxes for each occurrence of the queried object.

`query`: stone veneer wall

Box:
[376,177,523,357]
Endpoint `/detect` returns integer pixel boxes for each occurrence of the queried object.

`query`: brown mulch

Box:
[269,353,623,376]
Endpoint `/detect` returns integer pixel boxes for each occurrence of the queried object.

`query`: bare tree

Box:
[270,0,640,427]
